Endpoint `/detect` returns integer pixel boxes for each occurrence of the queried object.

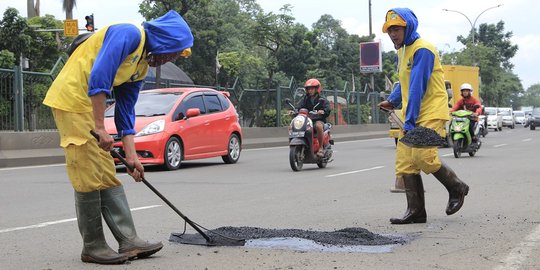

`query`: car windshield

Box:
[533,108,540,116]
[485,108,497,115]
[105,91,183,117]
[514,112,524,117]
[498,110,510,116]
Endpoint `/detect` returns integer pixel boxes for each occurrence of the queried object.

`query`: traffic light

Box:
[85,14,94,32]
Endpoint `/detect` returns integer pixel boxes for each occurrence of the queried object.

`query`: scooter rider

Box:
[292,78,331,157]
[451,83,483,142]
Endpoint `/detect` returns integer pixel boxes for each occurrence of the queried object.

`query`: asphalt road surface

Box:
[1,127,539,270]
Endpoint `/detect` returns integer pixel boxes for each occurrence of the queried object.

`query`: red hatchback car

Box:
[104,88,242,170]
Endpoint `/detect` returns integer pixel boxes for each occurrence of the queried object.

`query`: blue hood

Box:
[143,10,194,54]
[389,8,420,46]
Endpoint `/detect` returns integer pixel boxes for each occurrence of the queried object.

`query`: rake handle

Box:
[89,130,211,242]
[379,107,404,130]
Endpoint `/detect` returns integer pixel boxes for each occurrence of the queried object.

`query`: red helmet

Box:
[304,78,322,94]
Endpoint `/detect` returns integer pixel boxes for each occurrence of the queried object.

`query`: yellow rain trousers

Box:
[52,108,122,192]
[395,119,446,175]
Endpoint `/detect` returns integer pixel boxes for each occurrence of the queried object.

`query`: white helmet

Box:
[460,83,473,93]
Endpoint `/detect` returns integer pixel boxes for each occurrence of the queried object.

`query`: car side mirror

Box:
[185,108,201,119]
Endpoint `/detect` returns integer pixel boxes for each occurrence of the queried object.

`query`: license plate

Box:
[290,131,305,137]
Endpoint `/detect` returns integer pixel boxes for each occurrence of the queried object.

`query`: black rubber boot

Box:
[100,186,163,260]
[390,174,427,224]
[75,191,128,264]
[432,162,469,215]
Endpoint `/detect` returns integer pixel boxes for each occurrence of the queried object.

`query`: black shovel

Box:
[90,130,245,246]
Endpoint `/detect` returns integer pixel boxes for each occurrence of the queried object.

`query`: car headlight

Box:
[136,120,165,136]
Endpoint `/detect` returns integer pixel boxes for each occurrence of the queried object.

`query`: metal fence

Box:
[0,63,389,132]
[0,57,64,132]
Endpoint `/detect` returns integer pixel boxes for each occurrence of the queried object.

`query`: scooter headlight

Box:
[293,116,305,130]
[454,126,462,132]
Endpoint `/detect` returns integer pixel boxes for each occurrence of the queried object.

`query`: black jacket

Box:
[295,94,331,122]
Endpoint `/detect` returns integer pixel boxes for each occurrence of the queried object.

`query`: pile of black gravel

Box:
[171,226,406,247]
[400,126,446,147]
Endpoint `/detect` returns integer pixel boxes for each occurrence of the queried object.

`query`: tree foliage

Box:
[0,8,32,65]
[443,20,522,107]
[520,84,540,107]
[0,49,15,68]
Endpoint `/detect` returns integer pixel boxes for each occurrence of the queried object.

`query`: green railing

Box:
[0,57,64,131]
[0,62,388,131]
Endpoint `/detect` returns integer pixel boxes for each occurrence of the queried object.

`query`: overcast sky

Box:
[1,0,537,90]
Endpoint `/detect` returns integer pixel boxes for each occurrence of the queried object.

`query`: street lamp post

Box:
[442,4,503,44]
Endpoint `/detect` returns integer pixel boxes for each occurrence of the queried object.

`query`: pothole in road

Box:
[170,226,409,253]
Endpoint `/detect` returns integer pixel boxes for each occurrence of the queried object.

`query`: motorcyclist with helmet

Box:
[451,83,483,142]
[291,78,331,157]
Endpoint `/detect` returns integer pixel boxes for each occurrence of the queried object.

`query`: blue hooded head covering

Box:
[385,8,421,47]
[143,10,194,55]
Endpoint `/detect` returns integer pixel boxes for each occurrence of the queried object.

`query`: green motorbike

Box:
[449,110,482,158]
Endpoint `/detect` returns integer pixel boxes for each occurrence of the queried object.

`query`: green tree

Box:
[519,84,540,108]
[26,15,65,71]
[275,23,315,83]
[0,49,15,68]
[443,21,521,107]
[250,5,294,125]
[458,21,518,70]
[0,8,32,65]
[311,14,348,89]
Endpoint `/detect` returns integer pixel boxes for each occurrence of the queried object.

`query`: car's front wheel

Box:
[163,137,182,170]
[222,134,241,164]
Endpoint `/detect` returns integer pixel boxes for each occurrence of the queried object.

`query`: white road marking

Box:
[494,144,507,148]
[0,163,65,171]
[523,138,532,142]
[0,205,162,234]
[325,166,384,178]
[441,153,454,157]
[494,224,540,270]
[334,138,386,144]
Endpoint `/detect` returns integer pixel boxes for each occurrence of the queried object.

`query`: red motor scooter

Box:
[285,98,334,171]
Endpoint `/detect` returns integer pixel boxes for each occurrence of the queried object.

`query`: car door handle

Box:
[204,120,210,126]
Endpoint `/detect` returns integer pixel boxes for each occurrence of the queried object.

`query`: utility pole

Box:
[368,0,375,93]
[368,0,372,37]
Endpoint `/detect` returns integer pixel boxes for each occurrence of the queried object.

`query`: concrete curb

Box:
[0,125,390,168]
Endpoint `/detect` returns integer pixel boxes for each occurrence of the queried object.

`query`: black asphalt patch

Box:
[170,226,409,252]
